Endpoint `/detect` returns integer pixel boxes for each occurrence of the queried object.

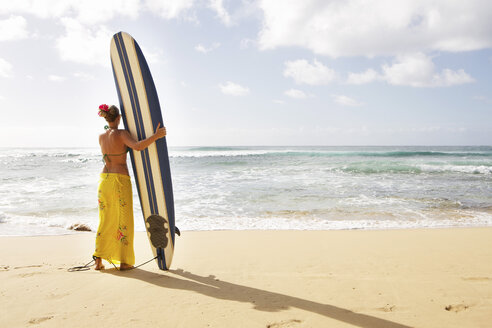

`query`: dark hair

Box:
[100,105,120,122]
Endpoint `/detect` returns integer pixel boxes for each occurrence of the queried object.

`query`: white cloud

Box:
[332,94,363,107]
[55,18,113,67]
[145,0,195,20]
[73,72,96,80]
[0,58,13,78]
[140,46,163,65]
[0,0,139,25]
[346,69,382,85]
[60,0,140,25]
[381,53,474,87]
[284,89,307,99]
[347,54,474,87]
[240,38,255,49]
[283,59,336,85]
[473,95,492,104]
[0,15,28,41]
[77,0,140,25]
[209,0,232,26]
[257,0,492,57]
[0,1,70,19]
[219,81,250,96]
[48,75,66,82]
[195,42,221,54]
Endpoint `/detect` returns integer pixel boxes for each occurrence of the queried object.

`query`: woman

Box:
[94,104,166,270]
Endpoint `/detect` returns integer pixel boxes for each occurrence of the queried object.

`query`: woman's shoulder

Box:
[99,129,127,140]
[114,129,132,139]
[115,129,129,136]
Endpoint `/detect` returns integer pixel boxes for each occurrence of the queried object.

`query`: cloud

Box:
[219,81,250,96]
[473,95,492,104]
[240,38,256,49]
[347,54,474,87]
[140,45,163,64]
[381,53,475,87]
[55,18,113,67]
[284,89,307,99]
[61,0,140,25]
[332,94,363,107]
[77,0,140,24]
[195,42,221,54]
[48,74,66,82]
[0,0,139,25]
[0,58,13,78]
[73,72,96,80]
[257,0,492,57]
[346,69,382,85]
[0,1,70,19]
[283,59,336,85]
[0,15,28,41]
[145,0,195,20]
[209,0,232,26]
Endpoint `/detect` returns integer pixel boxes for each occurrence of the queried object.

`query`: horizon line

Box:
[1,145,491,149]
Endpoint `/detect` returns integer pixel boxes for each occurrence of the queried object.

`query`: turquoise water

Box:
[0,146,491,235]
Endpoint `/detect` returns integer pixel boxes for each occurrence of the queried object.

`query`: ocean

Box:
[0,146,491,236]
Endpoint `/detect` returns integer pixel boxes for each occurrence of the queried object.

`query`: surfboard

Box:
[110,31,175,270]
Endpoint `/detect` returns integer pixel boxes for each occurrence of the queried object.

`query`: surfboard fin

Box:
[175,226,181,236]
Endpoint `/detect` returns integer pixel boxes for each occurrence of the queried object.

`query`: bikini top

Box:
[102,147,130,163]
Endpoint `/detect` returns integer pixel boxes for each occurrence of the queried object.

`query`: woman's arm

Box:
[120,123,167,151]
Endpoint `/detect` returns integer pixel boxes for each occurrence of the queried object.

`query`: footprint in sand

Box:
[0,265,9,271]
[28,316,53,324]
[47,292,70,300]
[445,304,470,312]
[18,272,45,278]
[267,319,302,328]
[14,265,43,269]
[377,304,396,312]
[462,277,492,282]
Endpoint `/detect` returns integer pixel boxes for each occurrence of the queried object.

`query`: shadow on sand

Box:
[105,268,412,328]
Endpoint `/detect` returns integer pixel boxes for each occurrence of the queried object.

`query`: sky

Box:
[0,0,491,147]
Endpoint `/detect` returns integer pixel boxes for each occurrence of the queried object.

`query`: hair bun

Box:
[98,104,120,123]
[98,104,109,118]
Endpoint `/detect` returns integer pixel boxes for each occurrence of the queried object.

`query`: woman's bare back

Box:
[100,129,130,176]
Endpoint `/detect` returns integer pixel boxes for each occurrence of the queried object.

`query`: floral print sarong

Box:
[93,173,135,265]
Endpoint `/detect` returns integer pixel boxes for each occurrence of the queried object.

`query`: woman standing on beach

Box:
[94,104,166,270]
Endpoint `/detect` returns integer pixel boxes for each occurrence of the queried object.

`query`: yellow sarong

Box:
[93,173,135,266]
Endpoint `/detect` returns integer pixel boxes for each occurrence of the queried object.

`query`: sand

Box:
[1,228,492,327]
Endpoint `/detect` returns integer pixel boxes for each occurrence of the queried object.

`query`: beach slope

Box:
[1,228,491,327]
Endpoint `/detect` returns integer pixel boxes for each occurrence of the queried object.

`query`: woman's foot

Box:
[94,257,105,270]
[120,263,134,271]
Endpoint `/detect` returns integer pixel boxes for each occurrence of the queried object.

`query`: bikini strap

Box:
[102,148,129,163]
[102,148,130,174]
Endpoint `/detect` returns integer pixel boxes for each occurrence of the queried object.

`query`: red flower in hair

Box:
[98,104,109,117]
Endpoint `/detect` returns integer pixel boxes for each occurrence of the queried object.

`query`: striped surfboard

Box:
[110,31,175,270]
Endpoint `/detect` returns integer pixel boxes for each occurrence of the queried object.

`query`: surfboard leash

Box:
[107,256,158,271]
[68,227,180,272]
[68,256,158,272]
[67,257,96,272]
